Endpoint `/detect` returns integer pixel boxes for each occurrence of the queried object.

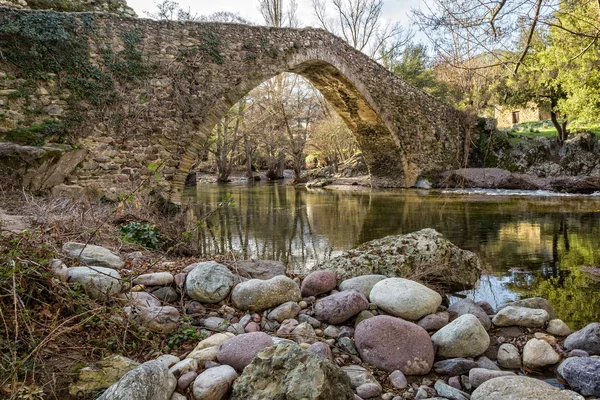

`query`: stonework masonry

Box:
[0,7,480,203]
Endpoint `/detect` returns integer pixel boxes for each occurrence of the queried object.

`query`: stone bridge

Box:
[0,7,477,204]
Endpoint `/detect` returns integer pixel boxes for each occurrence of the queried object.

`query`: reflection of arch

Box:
[170,54,406,204]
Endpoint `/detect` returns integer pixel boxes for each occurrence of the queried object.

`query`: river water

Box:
[184,183,600,329]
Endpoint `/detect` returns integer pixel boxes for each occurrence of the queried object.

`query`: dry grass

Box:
[0,185,220,399]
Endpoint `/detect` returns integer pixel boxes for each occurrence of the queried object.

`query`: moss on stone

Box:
[1,120,65,146]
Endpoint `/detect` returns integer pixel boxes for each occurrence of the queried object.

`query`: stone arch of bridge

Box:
[169,51,407,205]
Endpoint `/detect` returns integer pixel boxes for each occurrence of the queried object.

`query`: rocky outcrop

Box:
[97,360,176,400]
[437,167,600,193]
[0,143,87,192]
[231,343,355,400]
[315,229,482,291]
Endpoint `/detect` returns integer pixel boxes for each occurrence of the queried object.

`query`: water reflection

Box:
[184,183,600,329]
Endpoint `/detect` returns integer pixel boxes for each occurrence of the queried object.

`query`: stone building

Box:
[495,102,552,127]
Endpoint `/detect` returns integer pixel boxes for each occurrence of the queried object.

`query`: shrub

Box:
[119,221,161,249]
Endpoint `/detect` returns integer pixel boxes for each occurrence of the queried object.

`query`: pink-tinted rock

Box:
[301,271,337,297]
[245,321,260,332]
[449,376,461,390]
[174,273,187,289]
[313,290,369,325]
[355,316,434,375]
[217,332,274,372]
[307,342,333,361]
[177,371,198,391]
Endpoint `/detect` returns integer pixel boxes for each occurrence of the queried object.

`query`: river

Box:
[184,183,600,329]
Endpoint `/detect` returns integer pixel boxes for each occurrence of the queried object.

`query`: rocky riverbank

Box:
[36,229,600,400]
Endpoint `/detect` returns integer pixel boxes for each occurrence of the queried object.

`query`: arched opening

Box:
[170,58,406,204]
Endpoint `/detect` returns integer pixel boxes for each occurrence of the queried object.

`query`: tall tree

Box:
[258,0,299,27]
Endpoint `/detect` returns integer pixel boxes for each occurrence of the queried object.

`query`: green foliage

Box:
[1,120,65,146]
[386,44,456,104]
[119,221,161,249]
[103,29,150,82]
[0,12,117,108]
[166,324,206,348]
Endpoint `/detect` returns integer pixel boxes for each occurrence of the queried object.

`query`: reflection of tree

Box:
[185,185,600,328]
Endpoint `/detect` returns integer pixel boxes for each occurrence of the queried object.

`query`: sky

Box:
[126,0,426,41]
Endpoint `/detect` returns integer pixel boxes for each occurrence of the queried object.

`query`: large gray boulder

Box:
[339,275,386,299]
[564,323,600,355]
[370,278,441,321]
[492,306,549,328]
[558,357,600,397]
[235,259,287,280]
[314,229,482,291]
[503,297,555,319]
[63,242,124,269]
[97,360,176,400]
[185,262,234,303]
[431,314,490,358]
[232,276,301,312]
[354,316,434,375]
[471,376,584,400]
[448,298,491,330]
[192,365,238,400]
[231,343,354,400]
[67,266,122,300]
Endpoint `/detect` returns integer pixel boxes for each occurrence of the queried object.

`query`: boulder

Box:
[370,278,441,321]
[307,342,333,361]
[558,357,600,397]
[63,242,124,270]
[471,376,584,400]
[448,299,491,330]
[301,271,337,297]
[434,380,470,400]
[313,290,369,324]
[185,262,234,303]
[231,343,354,399]
[497,344,521,369]
[126,306,179,334]
[67,266,122,300]
[433,358,478,376]
[119,292,161,308]
[235,259,287,280]
[418,312,450,331]
[133,272,173,286]
[69,355,140,397]
[341,365,380,389]
[492,306,549,328]
[468,368,515,388]
[192,365,238,400]
[314,229,482,291]
[431,314,490,358]
[97,360,176,400]
[547,319,571,336]
[232,276,301,312]
[354,316,434,375]
[267,301,301,323]
[522,338,560,369]
[503,297,555,319]
[217,332,274,372]
[338,275,386,299]
[564,323,600,355]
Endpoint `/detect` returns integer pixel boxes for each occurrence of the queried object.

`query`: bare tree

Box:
[311,0,412,61]
[259,0,300,27]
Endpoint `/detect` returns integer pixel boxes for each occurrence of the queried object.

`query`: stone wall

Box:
[0,8,478,203]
